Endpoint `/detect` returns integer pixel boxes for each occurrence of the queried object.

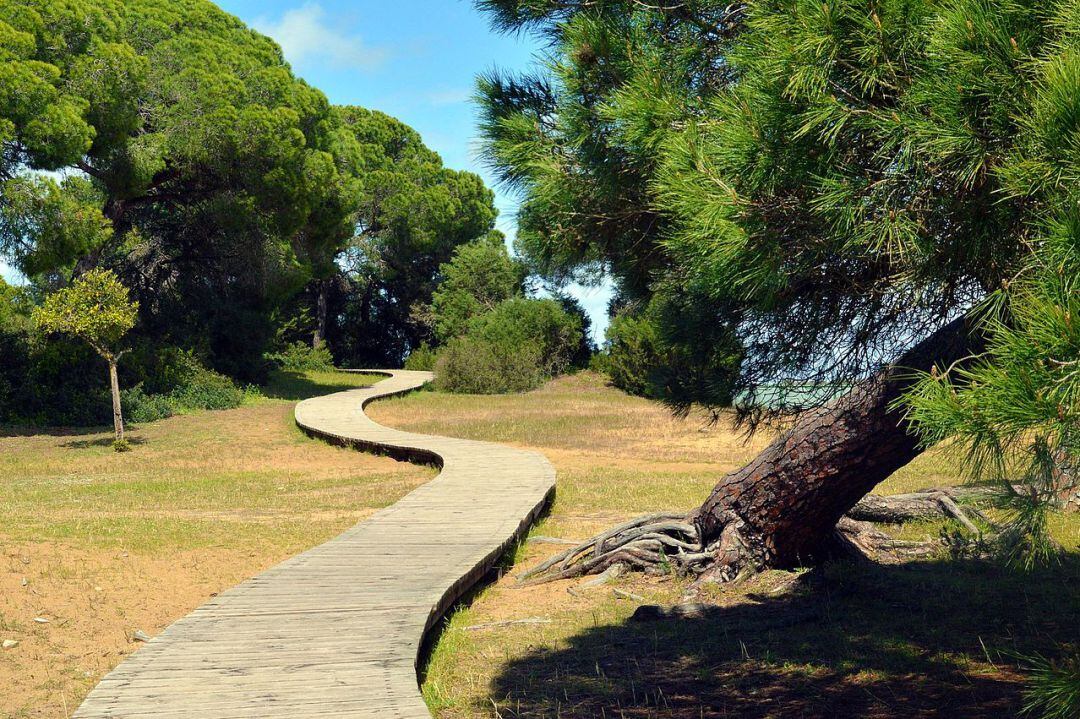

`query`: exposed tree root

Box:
[848,487,994,534]
[516,512,708,586]
[518,488,997,586]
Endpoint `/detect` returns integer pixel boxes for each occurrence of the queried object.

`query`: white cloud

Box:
[425,88,472,107]
[255,4,385,71]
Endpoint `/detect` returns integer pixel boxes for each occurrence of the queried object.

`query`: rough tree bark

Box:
[521,316,985,585]
[313,277,330,349]
[689,316,982,578]
[107,358,125,444]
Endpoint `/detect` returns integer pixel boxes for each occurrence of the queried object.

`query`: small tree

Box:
[34,269,138,448]
[429,232,526,343]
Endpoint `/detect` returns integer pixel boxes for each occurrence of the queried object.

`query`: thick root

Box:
[848,487,994,532]
[516,512,712,586]
[518,487,997,586]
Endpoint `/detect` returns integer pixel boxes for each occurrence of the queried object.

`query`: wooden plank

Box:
[73,370,555,718]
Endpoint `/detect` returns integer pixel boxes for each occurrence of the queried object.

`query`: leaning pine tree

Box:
[477,0,1079,581]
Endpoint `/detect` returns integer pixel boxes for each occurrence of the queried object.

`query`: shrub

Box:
[430,233,525,342]
[169,365,247,411]
[404,343,437,371]
[434,297,586,394]
[434,337,546,394]
[0,338,249,427]
[121,386,175,423]
[597,290,741,409]
[266,341,335,372]
[601,310,663,398]
[466,297,583,376]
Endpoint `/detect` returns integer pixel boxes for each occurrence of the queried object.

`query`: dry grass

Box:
[369,371,1080,719]
[0,370,433,719]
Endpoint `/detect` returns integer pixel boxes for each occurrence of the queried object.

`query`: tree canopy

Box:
[476,0,1078,415]
[476,0,1080,584]
[33,268,136,359]
[0,0,501,388]
[429,232,526,342]
[328,107,499,367]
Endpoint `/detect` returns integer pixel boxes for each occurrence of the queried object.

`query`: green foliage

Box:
[404,343,437,372]
[476,1,745,408]
[267,342,335,372]
[0,333,247,427]
[121,385,175,423]
[430,233,526,342]
[600,309,662,398]
[598,284,742,408]
[0,277,31,332]
[329,107,500,367]
[904,211,1080,567]
[434,297,585,394]
[1022,652,1080,719]
[475,0,1080,416]
[0,0,361,381]
[434,336,546,395]
[0,175,112,280]
[167,364,247,412]
[33,268,136,359]
[0,0,501,385]
[468,298,583,373]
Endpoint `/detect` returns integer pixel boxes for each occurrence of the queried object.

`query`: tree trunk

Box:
[1051,449,1079,513]
[313,278,329,349]
[108,359,125,444]
[690,316,983,578]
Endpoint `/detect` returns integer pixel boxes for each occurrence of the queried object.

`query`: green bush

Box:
[430,234,525,342]
[434,297,585,394]
[404,343,437,371]
[169,365,247,411]
[122,386,175,423]
[600,310,663,398]
[597,290,741,409]
[0,336,249,427]
[434,337,546,394]
[266,341,335,372]
[466,297,583,375]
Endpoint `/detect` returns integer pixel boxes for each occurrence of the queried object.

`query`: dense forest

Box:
[0,0,589,428]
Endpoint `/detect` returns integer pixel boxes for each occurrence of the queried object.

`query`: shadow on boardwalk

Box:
[489,556,1080,718]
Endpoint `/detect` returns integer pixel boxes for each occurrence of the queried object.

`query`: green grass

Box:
[0,370,419,553]
[369,371,1080,719]
[0,368,432,718]
[261,369,387,401]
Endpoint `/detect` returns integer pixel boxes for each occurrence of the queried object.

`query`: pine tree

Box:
[476,0,1080,579]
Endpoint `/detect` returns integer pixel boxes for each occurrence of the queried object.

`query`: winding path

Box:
[73,370,556,718]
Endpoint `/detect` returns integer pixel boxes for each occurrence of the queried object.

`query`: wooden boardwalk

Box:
[73,370,556,718]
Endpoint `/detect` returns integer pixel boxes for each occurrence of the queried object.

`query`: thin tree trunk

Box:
[108,359,124,444]
[313,277,330,349]
[691,316,983,577]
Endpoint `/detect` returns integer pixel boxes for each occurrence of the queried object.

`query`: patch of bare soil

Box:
[0,542,284,718]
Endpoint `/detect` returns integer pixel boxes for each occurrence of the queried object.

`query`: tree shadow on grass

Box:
[261,370,378,402]
[0,424,115,439]
[488,555,1080,718]
[60,434,148,449]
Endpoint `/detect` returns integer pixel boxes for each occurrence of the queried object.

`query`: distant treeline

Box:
[0,0,592,425]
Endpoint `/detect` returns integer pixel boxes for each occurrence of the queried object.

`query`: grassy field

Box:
[0,370,433,719]
[369,371,1080,719]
